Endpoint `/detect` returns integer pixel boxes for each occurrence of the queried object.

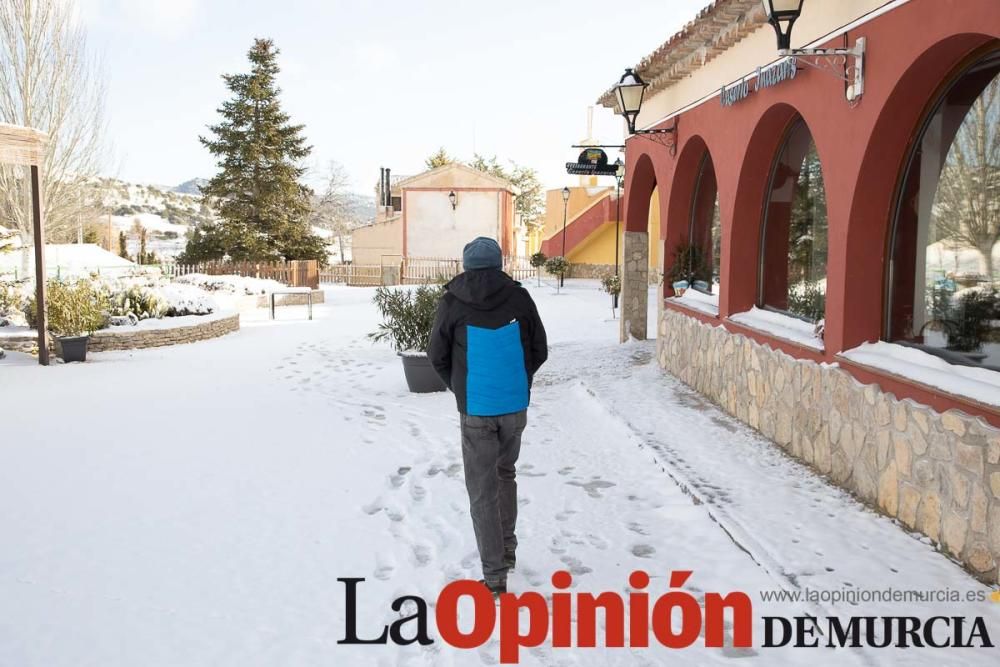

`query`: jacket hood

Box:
[445,269,520,310]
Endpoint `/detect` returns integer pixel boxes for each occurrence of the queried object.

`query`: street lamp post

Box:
[614,158,624,310]
[560,186,570,288]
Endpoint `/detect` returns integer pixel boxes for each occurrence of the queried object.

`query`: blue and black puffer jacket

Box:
[429,269,548,416]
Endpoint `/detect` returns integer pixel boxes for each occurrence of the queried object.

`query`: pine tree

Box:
[196,38,327,263]
[425,147,455,170]
[118,231,129,260]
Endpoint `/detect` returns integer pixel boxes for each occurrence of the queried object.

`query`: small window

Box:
[888,52,1000,368]
[391,196,402,212]
[760,119,829,323]
[688,153,722,294]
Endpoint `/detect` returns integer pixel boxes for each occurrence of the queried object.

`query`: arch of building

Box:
[623,0,1000,393]
[663,134,711,296]
[844,33,1000,353]
[619,0,1000,582]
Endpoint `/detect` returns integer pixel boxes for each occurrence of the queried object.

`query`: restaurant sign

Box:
[566,147,619,176]
[720,57,798,107]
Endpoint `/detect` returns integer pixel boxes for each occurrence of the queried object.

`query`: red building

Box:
[604,0,1000,581]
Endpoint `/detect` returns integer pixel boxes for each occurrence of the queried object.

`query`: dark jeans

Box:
[460,410,527,585]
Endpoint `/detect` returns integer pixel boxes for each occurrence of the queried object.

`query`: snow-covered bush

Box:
[107,285,165,321]
[0,280,29,326]
[173,273,285,296]
[158,284,216,316]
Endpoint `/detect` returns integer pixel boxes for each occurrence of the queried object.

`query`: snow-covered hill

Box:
[99,178,214,259]
[100,177,375,262]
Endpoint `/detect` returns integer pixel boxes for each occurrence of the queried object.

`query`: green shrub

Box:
[24,279,109,337]
[0,281,24,319]
[368,285,445,353]
[786,280,827,323]
[946,288,998,353]
[544,256,569,276]
[666,241,710,286]
[529,251,547,268]
[600,272,621,296]
[108,286,165,321]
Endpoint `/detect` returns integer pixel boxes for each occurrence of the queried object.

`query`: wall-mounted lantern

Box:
[611,68,678,154]
[761,0,866,102]
[448,191,457,210]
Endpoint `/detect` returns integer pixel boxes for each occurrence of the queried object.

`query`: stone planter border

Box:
[0,312,240,355]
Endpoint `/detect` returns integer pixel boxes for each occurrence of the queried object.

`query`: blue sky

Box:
[79,0,707,193]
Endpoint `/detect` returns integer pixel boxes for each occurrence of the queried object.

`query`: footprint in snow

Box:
[627,522,649,535]
[631,544,656,559]
[567,479,616,499]
[411,543,434,567]
[519,566,545,587]
[374,554,396,581]
[587,534,609,550]
[559,556,592,576]
[361,497,384,515]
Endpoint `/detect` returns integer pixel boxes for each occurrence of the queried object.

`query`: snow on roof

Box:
[596,0,765,109]
[0,243,136,277]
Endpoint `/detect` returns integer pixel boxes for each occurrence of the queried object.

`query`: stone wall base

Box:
[1,313,240,356]
[658,307,1000,583]
[620,232,650,343]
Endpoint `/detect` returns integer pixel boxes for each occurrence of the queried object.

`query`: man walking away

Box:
[429,237,548,595]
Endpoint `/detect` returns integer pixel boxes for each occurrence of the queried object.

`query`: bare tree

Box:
[310,161,357,262]
[0,0,108,272]
[934,77,1000,282]
[0,224,15,254]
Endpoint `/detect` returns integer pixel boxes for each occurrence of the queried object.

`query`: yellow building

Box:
[537,108,659,273]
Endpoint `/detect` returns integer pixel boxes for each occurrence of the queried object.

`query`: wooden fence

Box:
[162,260,319,289]
[320,256,536,287]
[319,264,382,287]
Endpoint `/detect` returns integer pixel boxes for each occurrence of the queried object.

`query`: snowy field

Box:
[1,280,998,666]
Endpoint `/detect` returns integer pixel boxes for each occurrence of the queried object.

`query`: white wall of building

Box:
[407,190,500,258]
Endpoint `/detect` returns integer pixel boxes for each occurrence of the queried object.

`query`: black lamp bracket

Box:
[631,116,679,155]
[781,37,865,104]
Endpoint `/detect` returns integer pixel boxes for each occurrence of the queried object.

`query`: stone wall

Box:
[1,313,240,356]
[564,263,614,280]
[620,231,649,343]
[658,307,1000,583]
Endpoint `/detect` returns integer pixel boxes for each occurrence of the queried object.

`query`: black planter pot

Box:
[57,335,90,363]
[400,353,446,393]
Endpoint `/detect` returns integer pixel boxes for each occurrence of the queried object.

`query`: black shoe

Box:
[503,552,516,572]
[478,579,507,596]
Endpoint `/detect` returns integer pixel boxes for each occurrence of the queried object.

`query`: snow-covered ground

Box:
[1,280,997,666]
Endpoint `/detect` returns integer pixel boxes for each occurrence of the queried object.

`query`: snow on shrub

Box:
[107,285,166,321]
[173,273,286,296]
[158,284,216,316]
[0,280,30,327]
